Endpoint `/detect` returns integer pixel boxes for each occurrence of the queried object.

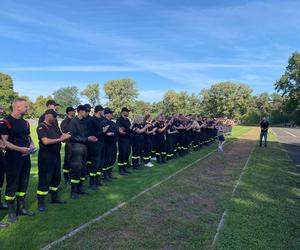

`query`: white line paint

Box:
[42,139,239,250]
[212,142,256,247]
[284,130,297,138]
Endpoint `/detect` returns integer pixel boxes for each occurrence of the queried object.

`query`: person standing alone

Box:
[259,117,269,147]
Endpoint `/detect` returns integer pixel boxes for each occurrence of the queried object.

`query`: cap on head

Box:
[44,109,57,118]
[121,107,130,113]
[66,106,75,113]
[104,107,113,115]
[46,100,59,107]
[94,105,104,113]
[77,105,88,112]
[84,104,92,112]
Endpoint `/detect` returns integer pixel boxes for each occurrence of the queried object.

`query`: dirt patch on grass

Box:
[56,128,259,250]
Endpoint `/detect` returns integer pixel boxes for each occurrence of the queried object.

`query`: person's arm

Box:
[1,135,30,154]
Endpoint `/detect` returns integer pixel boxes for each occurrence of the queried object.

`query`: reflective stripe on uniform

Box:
[5,196,15,201]
[16,192,26,197]
[49,186,58,191]
[71,179,80,184]
[37,190,48,196]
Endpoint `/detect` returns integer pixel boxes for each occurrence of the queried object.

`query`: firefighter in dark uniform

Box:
[116,107,132,175]
[86,105,109,189]
[83,104,93,177]
[69,105,98,199]
[1,98,35,222]
[143,114,156,168]
[131,115,149,169]
[36,110,71,211]
[102,108,118,181]
[174,114,186,156]
[60,106,75,185]
[154,115,169,164]
[166,116,178,160]
[38,99,59,125]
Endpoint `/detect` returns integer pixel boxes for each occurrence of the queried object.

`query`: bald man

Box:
[1,98,35,222]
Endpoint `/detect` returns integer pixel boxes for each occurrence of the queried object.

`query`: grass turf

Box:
[215,131,300,249]
[0,126,250,250]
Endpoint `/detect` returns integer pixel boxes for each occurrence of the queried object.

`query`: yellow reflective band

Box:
[161,152,166,155]
[71,179,80,183]
[151,151,156,153]
[156,153,161,156]
[131,156,139,159]
[63,169,70,173]
[102,167,109,171]
[143,157,150,160]
[89,173,96,177]
[16,192,26,197]
[49,187,58,191]
[5,196,15,201]
[86,161,92,164]
[96,172,102,175]
[117,163,124,166]
[37,190,48,196]
[80,177,86,181]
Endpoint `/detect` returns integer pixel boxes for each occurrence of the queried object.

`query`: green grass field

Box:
[0,126,250,250]
[215,132,300,249]
[1,126,299,250]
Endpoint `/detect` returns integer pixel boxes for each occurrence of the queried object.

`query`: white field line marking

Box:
[278,128,297,138]
[42,137,240,250]
[212,141,256,248]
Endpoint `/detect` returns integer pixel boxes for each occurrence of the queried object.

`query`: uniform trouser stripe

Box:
[37,190,48,196]
[16,192,26,197]
[5,196,15,201]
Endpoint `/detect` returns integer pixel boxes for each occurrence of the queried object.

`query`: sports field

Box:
[0,126,299,250]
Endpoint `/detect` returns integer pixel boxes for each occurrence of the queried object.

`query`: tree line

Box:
[0,52,299,125]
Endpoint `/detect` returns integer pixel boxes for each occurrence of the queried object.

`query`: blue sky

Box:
[0,0,299,103]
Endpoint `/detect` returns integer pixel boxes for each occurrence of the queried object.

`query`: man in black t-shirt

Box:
[36,109,71,212]
[0,98,35,222]
[260,117,269,147]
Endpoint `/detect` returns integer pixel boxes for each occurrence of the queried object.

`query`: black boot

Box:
[118,166,126,175]
[161,154,167,164]
[124,165,131,174]
[37,196,46,212]
[108,169,118,180]
[70,183,79,199]
[156,155,161,164]
[89,176,98,190]
[95,175,103,186]
[0,191,8,210]
[16,197,34,216]
[103,171,112,182]
[63,172,70,186]
[77,182,88,195]
[51,191,66,204]
[7,200,17,222]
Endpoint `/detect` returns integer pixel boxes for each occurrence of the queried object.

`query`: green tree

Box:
[53,86,80,114]
[0,72,18,113]
[254,92,271,118]
[162,90,201,115]
[275,51,300,124]
[200,82,253,119]
[81,83,100,107]
[103,78,138,114]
